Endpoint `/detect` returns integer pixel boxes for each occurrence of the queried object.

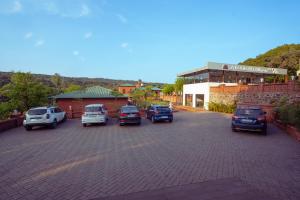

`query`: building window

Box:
[185,94,193,106]
[196,94,204,108]
[123,89,126,94]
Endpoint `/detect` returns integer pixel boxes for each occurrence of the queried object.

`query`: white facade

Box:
[183,82,237,110]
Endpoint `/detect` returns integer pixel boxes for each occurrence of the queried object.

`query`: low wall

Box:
[210,81,300,105]
[160,95,182,105]
[0,116,24,133]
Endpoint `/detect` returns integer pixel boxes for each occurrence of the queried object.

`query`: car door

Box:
[54,107,64,122]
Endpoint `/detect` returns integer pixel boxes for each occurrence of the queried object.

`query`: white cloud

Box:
[24,32,33,39]
[121,42,128,48]
[73,51,79,56]
[84,32,93,39]
[80,4,90,17]
[11,1,22,13]
[116,14,127,24]
[35,40,45,47]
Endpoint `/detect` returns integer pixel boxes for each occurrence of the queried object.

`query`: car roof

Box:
[29,106,49,110]
[85,104,104,107]
[152,105,168,108]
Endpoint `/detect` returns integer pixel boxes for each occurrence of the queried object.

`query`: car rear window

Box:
[85,106,103,112]
[156,107,171,112]
[121,106,139,113]
[236,109,262,116]
[28,109,47,115]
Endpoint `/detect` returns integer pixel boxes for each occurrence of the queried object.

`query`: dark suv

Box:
[231,106,267,135]
[146,105,173,123]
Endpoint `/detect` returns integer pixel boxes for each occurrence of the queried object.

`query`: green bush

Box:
[208,102,236,114]
[0,102,13,120]
[276,102,300,130]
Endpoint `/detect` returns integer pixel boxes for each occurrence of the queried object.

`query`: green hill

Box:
[240,44,300,76]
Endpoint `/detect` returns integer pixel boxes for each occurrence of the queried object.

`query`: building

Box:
[178,62,288,110]
[118,84,136,95]
[52,86,128,118]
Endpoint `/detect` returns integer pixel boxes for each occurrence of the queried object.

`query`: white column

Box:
[192,94,196,108]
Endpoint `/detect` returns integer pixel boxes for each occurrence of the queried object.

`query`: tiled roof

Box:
[119,83,136,87]
[52,86,128,99]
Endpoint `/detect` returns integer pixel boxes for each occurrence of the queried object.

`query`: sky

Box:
[0,0,299,83]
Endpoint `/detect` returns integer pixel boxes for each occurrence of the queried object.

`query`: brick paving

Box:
[0,111,299,200]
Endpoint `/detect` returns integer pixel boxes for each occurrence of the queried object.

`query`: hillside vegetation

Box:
[240,44,300,76]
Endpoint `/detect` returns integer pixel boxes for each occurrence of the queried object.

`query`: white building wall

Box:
[183,82,238,110]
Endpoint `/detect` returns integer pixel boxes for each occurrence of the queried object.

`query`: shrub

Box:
[208,102,236,114]
[0,102,13,120]
[276,102,300,130]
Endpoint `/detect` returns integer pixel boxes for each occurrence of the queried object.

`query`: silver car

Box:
[81,104,108,127]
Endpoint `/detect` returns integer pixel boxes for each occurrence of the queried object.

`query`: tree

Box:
[51,73,64,94]
[162,84,174,95]
[174,78,185,95]
[63,84,82,93]
[0,72,52,112]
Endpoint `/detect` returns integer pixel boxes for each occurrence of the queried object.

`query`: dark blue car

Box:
[146,105,173,123]
[231,106,267,135]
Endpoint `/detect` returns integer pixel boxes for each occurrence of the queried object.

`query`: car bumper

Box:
[119,117,141,124]
[23,119,53,126]
[82,116,106,124]
[154,115,173,121]
[232,121,266,131]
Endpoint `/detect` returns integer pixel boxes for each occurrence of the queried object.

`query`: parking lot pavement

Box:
[0,111,299,200]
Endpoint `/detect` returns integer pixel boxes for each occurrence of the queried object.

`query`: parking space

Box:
[0,112,299,200]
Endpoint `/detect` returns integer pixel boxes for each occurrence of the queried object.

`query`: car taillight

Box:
[232,115,239,120]
[46,114,50,119]
[120,113,127,117]
[257,116,265,121]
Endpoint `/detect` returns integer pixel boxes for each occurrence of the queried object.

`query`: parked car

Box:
[146,105,173,123]
[119,105,141,126]
[231,106,267,135]
[23,106,66,131]
[82,104,108,127]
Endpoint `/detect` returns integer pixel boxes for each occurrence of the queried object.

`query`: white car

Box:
[81,104,108,127]
[23,106,66,131]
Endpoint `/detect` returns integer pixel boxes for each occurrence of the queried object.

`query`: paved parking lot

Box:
[0,111,299,200]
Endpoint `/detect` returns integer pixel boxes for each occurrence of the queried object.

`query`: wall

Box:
[210,81,300,105]
[160,95,182,105]
[0,116,24,133]
[56,98,128,118]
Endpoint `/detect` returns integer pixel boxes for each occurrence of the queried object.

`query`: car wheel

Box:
[51,120,57,129]
[262,128,267,135]
[83,123,87,127]
[169,119,173,123]
[119,123,124,126]
[25,125,32,131]
[151,116,156,123]
[62,114,67,122]
[231,125,237,132]
[137,121,141,125]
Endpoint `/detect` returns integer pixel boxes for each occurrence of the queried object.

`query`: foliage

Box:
[240,44,300,76]
[0,102,13,120]
[63,84,82,93]
[0,72,53,114]
[174,78,186,94]
[275,98,300,130]
[51,73,65,94]
[162,84,174,95]
[208,101,237,114]
[135,99,169,109]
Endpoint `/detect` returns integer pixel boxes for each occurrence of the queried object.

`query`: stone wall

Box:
[210,81,300,105]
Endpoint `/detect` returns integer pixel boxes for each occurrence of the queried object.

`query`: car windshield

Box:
[236,109,262,116]
[85,106,103,112]
[28,109,47,115]
[121,106,138,113]
[156,107,171,112]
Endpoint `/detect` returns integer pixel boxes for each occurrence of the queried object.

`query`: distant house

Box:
[118,84,136,95]
[52,86,128,118]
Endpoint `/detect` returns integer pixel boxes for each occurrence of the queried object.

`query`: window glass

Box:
[28,109,47,115]
[85,106,103,112]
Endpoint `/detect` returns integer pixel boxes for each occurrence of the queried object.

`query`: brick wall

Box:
[210,81,300,105]
[0,116,24,133]
[56,98,128,118]
[160,95,183,105]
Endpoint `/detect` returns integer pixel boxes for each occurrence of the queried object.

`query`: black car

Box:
[146,105,173,123]
[231,106,267,135]
[119,105,141,126]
